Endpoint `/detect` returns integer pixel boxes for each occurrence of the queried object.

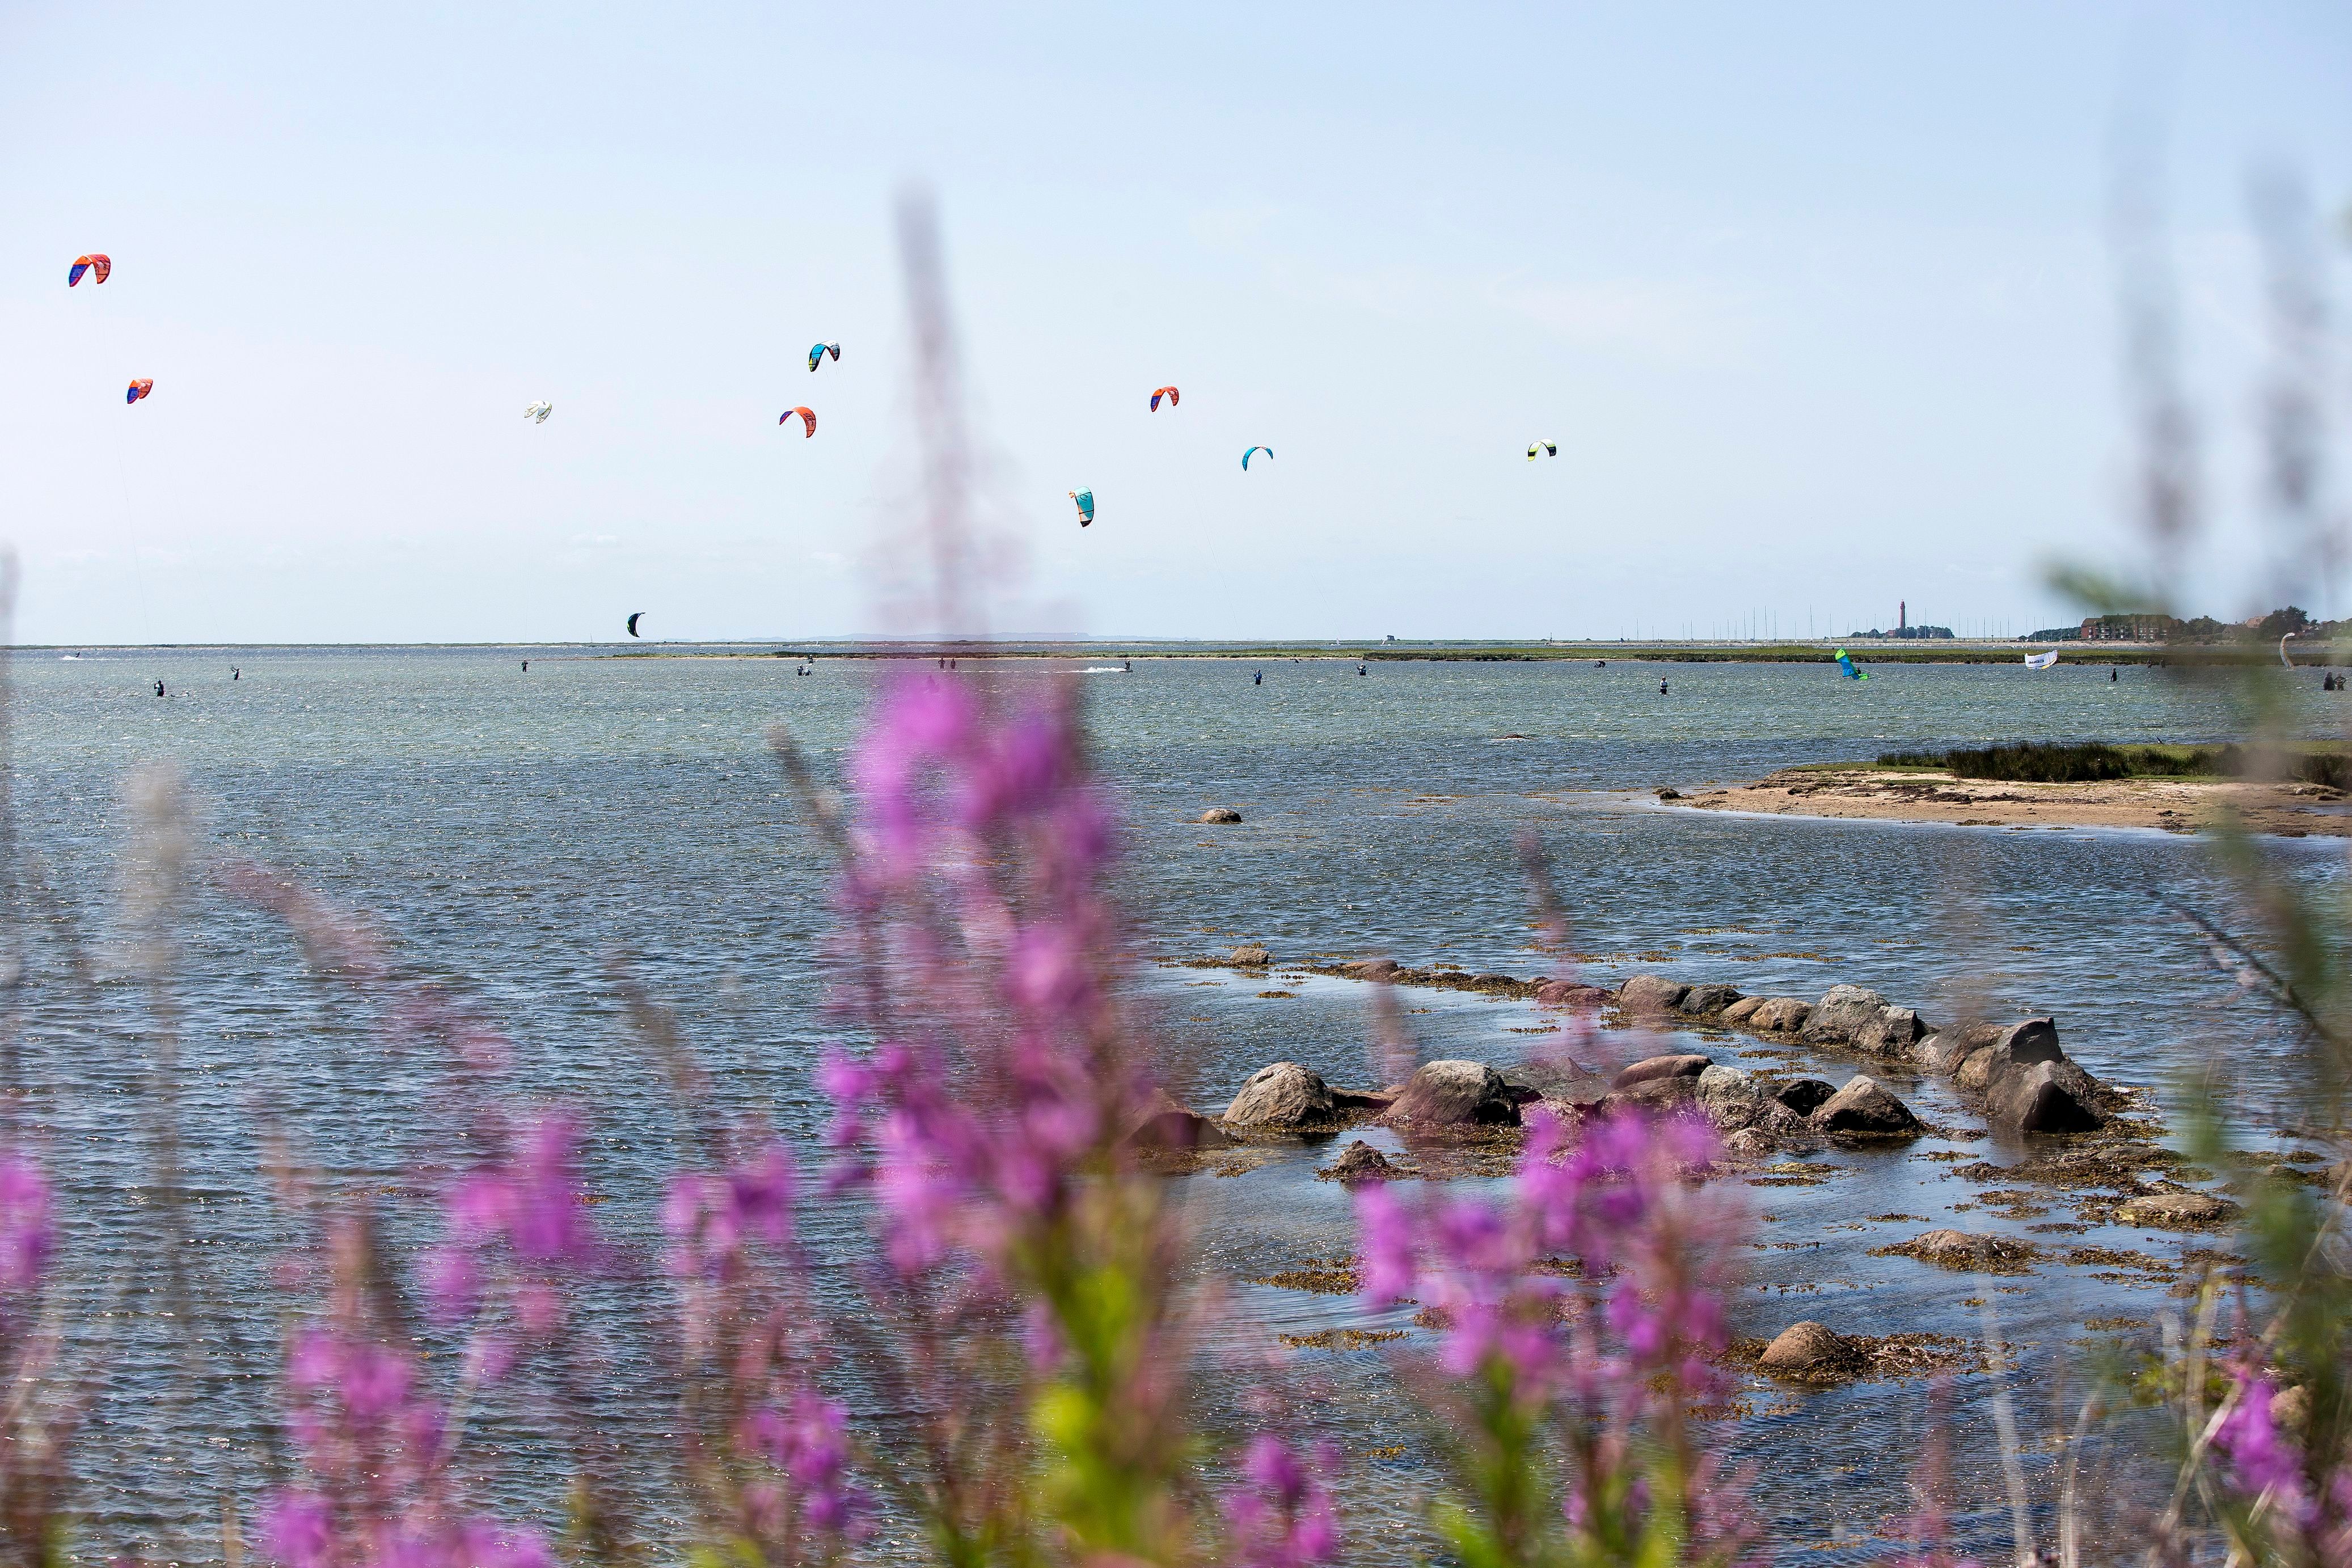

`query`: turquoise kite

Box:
[1242,446,1272,471]
[1835,648,1869,681]
[808,343,840,373]
[1069,489,1094,527]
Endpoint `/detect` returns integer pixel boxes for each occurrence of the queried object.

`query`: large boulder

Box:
[1956,1019,2063,1091]
[1200,808,1243,824]
[1984,1058,2105,1134]
[1228,943,1272,966]
[1759,1321,1864,1378]
[1694,1064,1759,1108]
[1378,1060,1521,1127]
[1611,1053,1711,1091]
[1813,1075,1923,1136]
[1535,979,1613,1008]
[1749,998,1813,1033]
[1679,983,1743,1016]
[1774,1078,1836,1116]
[1924,1022,2004,1076]
[1123,1089,1235,1150]
[1721,996,1767,1026]
[1616,974,1688,1015]
[1853,1007,1928,1060]
[1223,1062,1336,1128]
[1801,986,1890,1044]
[1343,958,1400,981]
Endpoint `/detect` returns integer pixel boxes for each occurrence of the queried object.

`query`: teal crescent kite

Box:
[1242,446,1272,471]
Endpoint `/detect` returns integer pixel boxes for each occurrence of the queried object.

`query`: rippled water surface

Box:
[15,647,2345,1561]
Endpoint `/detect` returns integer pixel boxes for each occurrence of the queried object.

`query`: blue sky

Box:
[3,3,2347,644]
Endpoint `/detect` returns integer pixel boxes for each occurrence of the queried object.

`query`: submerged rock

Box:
[1611,1054,1711,1091]
[1813,1075,1922,1136]
[1200,808,1243,824]
[1123,1089,1235,1151]
[1223,1062,1336,1129]
[2115,1190,2237,1228]
[1894,1229,2038,1273]
[1501,1059,1611,1104]
[1378,1060,1521,1127]
[1343,957,1399,980]
[1316,1140,1404,1184]
[1801,986,1891,1045]
[1228,943,1272,966]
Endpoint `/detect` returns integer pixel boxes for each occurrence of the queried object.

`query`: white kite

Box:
[523,401,553,424]
[2024,650,2059,670]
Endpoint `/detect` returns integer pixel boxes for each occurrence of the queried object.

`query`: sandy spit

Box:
[1670,767,2352,839]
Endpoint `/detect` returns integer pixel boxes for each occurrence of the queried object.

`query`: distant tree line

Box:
[2023,607,2331,643]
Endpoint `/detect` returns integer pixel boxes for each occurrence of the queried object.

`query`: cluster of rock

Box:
[1204,948,2112,1140]
[1607,974,2112,1138]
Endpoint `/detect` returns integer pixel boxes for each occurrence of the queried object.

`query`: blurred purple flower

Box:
[0,1154,53,1293]
[1225,1435,1340,1568]
[258,1494,331,1568]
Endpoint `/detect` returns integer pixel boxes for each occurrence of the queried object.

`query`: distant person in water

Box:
[1357,663,1367,675]
[154,681,164,697]
[1660,680,1669,695]
[232,667,240,681]
[1253,670,1262,685]
[2110,668,2118,682]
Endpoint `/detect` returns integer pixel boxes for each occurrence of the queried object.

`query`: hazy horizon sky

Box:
[5,3,2349,645]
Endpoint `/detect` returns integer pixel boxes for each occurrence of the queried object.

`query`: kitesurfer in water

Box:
[232,667,240,681]
[154,680,164,698]
[522,661,529,671]
[2111,668,2118,683]
[1357,663,1367,676]
[1660,680,1669,695]
[1253,671,1262,686]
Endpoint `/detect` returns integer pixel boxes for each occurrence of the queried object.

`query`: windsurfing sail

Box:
[1242,445,1272,470]
[1835,648,1869,681]
[627,612,643,638]
[1069,489,1094,527]
[69,255,111,287]
[808,343,841,373]
[523,400,553,423]
[1148,386,1180,412]
[780,406,816,437]
[125,378,153,404]
[2024,650,2059,670]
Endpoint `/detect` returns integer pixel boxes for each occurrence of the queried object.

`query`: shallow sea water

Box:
[12,647,2347,1562]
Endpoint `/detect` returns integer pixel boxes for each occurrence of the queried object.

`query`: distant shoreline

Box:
[23,639,2341,667]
